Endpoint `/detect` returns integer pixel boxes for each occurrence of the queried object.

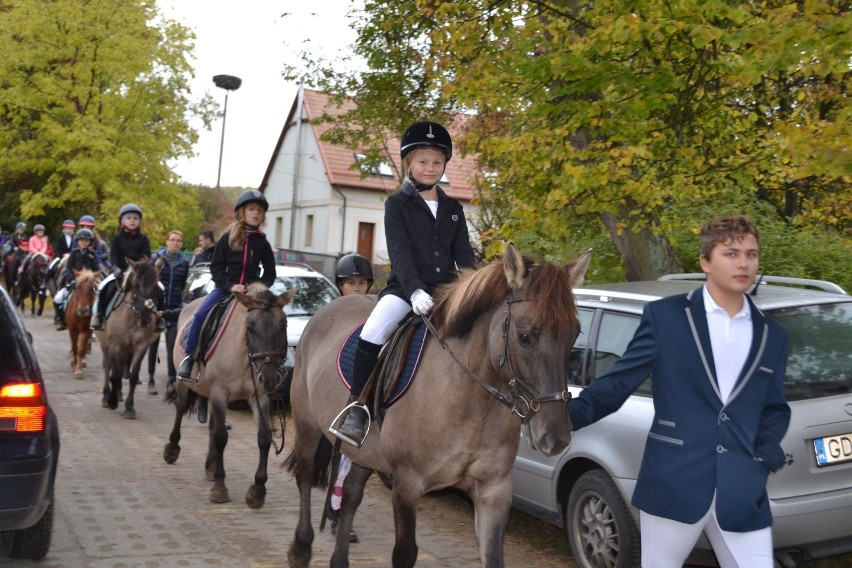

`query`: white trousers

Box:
[360,294,412,345]
[640,500,773,568]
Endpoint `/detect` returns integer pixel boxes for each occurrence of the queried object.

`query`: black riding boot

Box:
[91,283,111,330]
[54,304,66,331]
[177,355,194,380]
[332,339,381,446]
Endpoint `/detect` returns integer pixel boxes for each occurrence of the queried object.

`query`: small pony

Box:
[164,282,295,507]
[66,268,101,379]
[285,243,591,567]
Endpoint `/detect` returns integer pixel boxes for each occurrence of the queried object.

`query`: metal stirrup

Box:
[328,400,371,448]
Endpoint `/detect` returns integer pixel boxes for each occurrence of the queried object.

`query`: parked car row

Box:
[511,274,852,567]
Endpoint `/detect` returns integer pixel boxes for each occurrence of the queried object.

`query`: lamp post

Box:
[213,74,242,189]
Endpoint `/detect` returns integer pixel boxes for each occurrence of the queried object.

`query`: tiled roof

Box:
[260,89,479,202]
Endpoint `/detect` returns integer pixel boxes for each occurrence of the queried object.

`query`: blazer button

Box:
[716,445,728,454]
[435,267,441,273]
[720,412,728,421]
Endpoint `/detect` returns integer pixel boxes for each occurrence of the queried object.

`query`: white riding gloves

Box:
[410,289,434,316]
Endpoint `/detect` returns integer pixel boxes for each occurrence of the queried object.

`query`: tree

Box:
[0,0,216,239]
[287,0,850,285]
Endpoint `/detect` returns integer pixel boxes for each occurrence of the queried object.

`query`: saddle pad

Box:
[337,319,428,409]
[177,299,237,362]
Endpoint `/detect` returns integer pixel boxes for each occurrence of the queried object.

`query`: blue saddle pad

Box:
[338,319,428,409]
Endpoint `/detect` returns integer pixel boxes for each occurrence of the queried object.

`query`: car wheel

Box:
[566,470,639,568]
[7,493,54,560]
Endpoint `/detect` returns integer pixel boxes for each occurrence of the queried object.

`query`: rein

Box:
[244,325,288,455]
[420,296,570,423]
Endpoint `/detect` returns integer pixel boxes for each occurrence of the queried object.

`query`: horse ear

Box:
[234,292,257,310]
[154,257,165,271]
[72,268,81,278]
[503,242,526,291]
[567,248,592,286]
[275,288,297,308]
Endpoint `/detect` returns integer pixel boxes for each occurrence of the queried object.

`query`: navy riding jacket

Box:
[380,181,477,302]
[110,229,151,271]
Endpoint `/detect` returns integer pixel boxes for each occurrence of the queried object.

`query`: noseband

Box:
[421,296,571,423]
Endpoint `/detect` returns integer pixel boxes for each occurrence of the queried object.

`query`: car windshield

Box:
[770,301,852,401]
[271,276,338,316]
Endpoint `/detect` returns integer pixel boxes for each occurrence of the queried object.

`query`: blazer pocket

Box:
[657,419,676,428]
[648,432,684,446]
[757,366,774,378]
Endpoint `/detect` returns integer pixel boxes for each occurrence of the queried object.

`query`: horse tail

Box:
[282,436,333,489]
[165,383,199,415]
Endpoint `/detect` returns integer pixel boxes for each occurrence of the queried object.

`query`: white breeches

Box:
[360,294,412,345]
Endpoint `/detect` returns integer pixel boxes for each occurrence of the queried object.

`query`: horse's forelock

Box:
[433,262,510,337]
[245,283,277,310]
[525,264,580,333]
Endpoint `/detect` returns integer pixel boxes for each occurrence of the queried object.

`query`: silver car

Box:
[512,275,852,567]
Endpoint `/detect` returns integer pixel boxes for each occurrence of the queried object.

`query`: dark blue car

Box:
[0,285,60,560]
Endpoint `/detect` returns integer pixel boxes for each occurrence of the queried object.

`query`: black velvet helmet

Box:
[335,254,373,288]
[400,121,452,161]
[234,190,268,213]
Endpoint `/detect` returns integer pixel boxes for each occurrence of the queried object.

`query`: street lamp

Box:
[213,74,242,189]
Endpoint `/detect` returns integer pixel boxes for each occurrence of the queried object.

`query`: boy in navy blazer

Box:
[569,215,791,567]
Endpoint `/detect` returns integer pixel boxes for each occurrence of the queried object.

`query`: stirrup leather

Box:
[328,401,371,448]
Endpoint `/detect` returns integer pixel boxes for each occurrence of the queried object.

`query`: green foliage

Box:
[0,0,215,243]
[289,0,850,285]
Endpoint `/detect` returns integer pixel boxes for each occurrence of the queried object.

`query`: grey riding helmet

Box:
[74,229,94,242]
[234,190,268,213]
[118,203,143,221]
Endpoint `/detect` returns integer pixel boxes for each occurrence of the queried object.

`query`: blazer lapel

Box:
[725,296,769,403]
[684,287,722,400]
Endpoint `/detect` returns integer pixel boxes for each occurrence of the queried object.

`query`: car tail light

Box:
[0,383,47,432]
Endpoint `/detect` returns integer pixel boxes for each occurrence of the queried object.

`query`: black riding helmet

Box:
[400,121,452,161]
[336,254,373,289]
[234,190,269,213]
[74,228,94,242]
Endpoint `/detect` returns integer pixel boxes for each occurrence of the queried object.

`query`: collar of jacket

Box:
[401,181,446,200]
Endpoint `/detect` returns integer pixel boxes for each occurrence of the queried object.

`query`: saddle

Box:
[178,295,236,362]
[338,313,429,422]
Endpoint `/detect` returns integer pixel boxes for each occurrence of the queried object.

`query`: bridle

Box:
[420,296,571,423]
[244,320,288,455]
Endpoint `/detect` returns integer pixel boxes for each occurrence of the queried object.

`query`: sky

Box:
[156,1,362,189]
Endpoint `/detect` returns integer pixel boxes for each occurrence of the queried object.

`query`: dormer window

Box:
[354,153,394,178]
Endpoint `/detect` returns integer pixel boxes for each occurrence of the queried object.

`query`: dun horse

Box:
[94,258,162,419]
[285,243,591,568]
[18,253,50,316]
[66,268,100,378]
[164,283,295,507]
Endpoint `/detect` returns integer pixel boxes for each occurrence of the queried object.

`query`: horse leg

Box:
[245,395,272,509]
[163,382,190,464]
[330,462,374,568]
[74,329,89,378]
[390,470,424,568]
[121,354,144,419]
[207,393,230,503]
[287,429,327,568]
[37,289,45,316]
[470,473,514,568]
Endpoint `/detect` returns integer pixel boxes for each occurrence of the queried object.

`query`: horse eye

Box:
[517,332,532,346]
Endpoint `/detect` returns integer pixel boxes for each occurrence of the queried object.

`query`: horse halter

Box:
[422,296,571,423]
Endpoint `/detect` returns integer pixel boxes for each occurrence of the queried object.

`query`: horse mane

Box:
[432,257,580,338]
[74,268,98,286]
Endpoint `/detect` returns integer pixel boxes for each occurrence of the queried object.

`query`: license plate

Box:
[813,433,852,467]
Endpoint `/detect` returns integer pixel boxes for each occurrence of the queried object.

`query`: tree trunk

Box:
[601,209,682,281]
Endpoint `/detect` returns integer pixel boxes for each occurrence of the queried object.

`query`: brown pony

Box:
[94,258,162,419]
[66,268,100,379]
[164,283,296,507]
[285,243,591,568]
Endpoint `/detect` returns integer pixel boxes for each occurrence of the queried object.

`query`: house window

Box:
[354,152,394,177]
[304,214,314,248]
[275,217,283,247]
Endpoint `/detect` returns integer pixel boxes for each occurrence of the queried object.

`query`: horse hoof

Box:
[101,399,109,408]
[245,485,266,509]
[210,487,230,504]
[120,409,136,420]
[74,372,84,380]
[163,443,180,464]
